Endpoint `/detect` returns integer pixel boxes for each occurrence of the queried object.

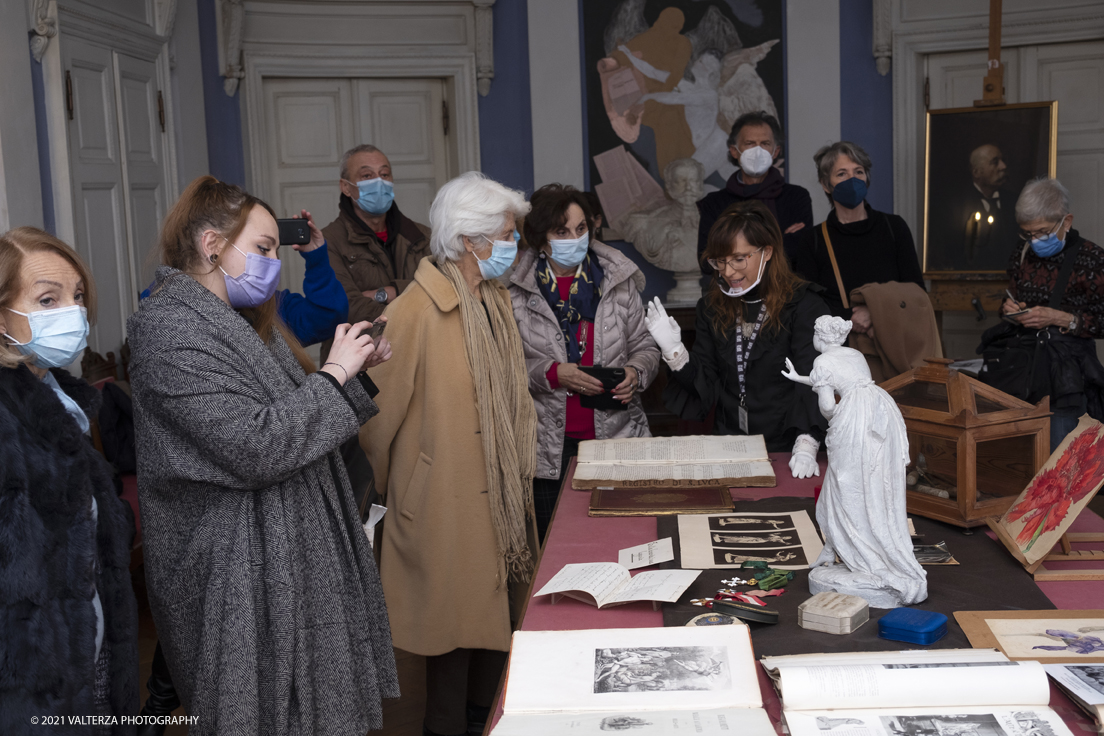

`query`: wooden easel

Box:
[974,0,1006,107]
[926,0,1008,341]
[987,513,1104,582]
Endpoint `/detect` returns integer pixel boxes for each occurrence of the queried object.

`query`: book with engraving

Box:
[758,649,1076,736]
[589,486,733,516]
[489,626,774,736]
[571,435,776,490]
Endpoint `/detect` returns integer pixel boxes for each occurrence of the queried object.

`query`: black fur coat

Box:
[0,364,138,735]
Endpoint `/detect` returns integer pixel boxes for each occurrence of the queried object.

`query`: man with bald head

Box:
[962,143,1014,266]
[321,144,431,360]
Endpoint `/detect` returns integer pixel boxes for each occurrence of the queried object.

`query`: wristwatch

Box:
[1068,314,1079,333]
[374,288,388,304]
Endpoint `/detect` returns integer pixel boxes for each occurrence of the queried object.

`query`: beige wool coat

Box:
[509,241,660,479]
[362,257,535,656]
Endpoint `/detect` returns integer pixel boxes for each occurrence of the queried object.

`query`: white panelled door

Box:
[63,38,132,358]
[926,40,1104,360]
[114,53,167,297]
[263,77,451,296]
[354,78,449,228]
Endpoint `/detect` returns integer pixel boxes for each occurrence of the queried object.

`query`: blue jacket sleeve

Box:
[277,243,350,346]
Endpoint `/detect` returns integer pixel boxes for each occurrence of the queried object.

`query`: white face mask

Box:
[738,146,774,177]
[718,251,767,298]
[548,232,590,268]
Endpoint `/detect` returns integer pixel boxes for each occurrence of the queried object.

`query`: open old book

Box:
[759,648,1075,736]
[571,435,776,490]
[490,626,775,735]
[1044,664,1104,725]
[532,563,700,609]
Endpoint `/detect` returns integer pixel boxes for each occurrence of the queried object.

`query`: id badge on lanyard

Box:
[735,305,765,435]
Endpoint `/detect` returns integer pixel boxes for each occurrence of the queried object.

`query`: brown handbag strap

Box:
[820,221,849,310]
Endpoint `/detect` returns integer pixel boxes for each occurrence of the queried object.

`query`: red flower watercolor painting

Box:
[1004,423,1104,556]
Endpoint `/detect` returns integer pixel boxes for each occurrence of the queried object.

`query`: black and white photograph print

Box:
[708,515,791,532]
[923,101,1057,274]
[600,715,654,731]
[712,546,806,566]
[593,646,732,694]
[1068,664,1104,695]
[1011,711,1059,736]
[879,714,1009,736]
[711,531,797,546]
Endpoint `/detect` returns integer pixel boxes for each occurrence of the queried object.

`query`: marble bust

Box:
[782,315,928,608]
[620,157,704,304]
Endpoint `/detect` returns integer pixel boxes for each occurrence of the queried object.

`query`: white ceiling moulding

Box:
[873,0,891,76]
[220,1,496,98]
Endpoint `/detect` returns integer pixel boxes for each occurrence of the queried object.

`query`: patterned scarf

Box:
[438,258,538,583]
[535,251,605,363]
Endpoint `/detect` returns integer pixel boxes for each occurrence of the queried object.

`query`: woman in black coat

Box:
[0,227,138,735]
[646,201,830,478]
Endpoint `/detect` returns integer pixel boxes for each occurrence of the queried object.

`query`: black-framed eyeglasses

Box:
[707,248,763,272]
[1018,221,1062,242]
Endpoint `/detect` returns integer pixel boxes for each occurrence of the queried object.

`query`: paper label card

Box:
[619,538,675,569]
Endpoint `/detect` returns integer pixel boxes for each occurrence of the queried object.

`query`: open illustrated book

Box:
[1044,664,1104,725]
[533,563,700,610]
[759,648,1075,736]
[489,626,775,735]
[571,435,776,489]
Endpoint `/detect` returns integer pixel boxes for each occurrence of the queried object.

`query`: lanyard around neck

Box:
[733,304,766,406]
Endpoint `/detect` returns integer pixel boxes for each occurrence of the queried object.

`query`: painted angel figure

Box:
[782,315,927,607]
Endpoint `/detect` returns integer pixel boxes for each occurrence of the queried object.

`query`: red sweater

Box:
[544,276,596,440]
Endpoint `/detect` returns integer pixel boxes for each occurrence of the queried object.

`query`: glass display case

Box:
[880,359,1051,527]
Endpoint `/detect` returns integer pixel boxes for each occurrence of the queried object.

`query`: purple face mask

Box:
[219,242,282,308]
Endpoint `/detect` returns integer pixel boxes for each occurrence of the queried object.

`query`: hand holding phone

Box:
[366,316,387,341]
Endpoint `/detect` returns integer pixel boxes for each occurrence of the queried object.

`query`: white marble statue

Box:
[782,315,927,608]
[621,158,704,304]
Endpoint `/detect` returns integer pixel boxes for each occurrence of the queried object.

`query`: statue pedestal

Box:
[808,564,906,610]
[665,270,702,306]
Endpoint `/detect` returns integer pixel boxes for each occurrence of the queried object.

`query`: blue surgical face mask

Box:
[4,304,89,369]
[347,177,394,216]
[1031,223,1067,258]
[475,231,519,280]
[832,177,868,209]
[548,232,590,268]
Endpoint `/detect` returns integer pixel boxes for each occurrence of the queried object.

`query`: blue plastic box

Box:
[877,608,948,645]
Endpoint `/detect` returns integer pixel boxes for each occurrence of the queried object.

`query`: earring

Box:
[210,254,217,263]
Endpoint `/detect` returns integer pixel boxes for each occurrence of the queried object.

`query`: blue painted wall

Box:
[838,0,893,214]
[196,0,247,187]
[29,48,55,234]
[478,1,534,193]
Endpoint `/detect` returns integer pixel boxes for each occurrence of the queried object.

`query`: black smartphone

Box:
[277,218,311,246]
[367,318,386,341]
[578,366,627,412]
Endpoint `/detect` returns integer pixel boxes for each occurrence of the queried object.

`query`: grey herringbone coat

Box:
[127,268,398,736]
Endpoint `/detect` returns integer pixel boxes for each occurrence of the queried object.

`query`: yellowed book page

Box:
[577,435,768,465]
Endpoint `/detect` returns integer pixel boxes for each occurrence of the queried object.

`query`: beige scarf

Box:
[439,259,538,583]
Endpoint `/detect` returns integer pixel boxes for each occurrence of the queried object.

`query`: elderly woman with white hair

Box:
[362,171,536,736]
[990,177,1104,449]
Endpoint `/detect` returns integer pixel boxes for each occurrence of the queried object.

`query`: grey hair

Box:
[428,171,530,262]
[1015,177,1071,225]
[813,141,873,191]
[814,314,852,346]
[339,144,384,181]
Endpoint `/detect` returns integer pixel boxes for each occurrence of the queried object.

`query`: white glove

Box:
[789,434,821,479]
[645,297,688,369]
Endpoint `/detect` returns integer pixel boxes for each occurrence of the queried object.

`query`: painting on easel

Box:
[988,415,1104,574]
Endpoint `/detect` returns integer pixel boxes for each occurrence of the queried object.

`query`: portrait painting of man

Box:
[923,102,1057,274]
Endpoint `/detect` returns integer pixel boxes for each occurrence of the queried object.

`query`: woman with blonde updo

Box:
[127,176,398,736]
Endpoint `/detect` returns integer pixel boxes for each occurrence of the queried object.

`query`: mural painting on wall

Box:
[583,0,785,231]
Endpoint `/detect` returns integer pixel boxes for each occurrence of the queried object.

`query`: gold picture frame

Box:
[922,101,1058,277]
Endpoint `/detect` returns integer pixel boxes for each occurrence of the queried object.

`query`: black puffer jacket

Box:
[0,364,138,735]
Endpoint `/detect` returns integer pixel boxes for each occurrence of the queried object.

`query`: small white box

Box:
[798,592,869,635]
